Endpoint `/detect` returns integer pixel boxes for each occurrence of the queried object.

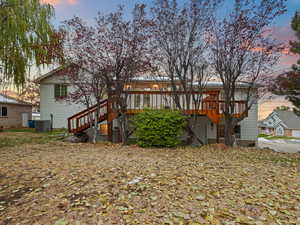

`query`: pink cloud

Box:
[267,26,299,68]
[269,25,298,44]
[67,0,78,4]
[279,54,298,66]
[41,0,59,4]
[41,0,78,5]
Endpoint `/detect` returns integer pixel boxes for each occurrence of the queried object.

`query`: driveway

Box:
[258,137,300,153]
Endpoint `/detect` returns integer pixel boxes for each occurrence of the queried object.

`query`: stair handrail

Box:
[67,99,108,121]
[68,99,108,133]
[75,101,108,120]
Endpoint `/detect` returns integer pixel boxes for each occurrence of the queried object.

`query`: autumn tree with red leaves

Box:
[209,0,286,146]
[62,5,152,143]
[19,79,40,110]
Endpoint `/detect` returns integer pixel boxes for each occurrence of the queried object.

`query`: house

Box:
[258,110,300,137]
[36,67,259,146]
[35,67,87,129]
[0,93,32,128]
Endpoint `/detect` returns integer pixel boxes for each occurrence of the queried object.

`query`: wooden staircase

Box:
[68,99,109,134]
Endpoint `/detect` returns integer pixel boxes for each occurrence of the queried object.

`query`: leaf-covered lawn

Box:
[0,138,299,224]
[0,130,65,148]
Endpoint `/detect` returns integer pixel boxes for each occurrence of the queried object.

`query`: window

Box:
[152,84,159,89]
[234,125,241,139]
[144,94,150,107]
[134,94,141,108]
[100,124,108,135]
[0,106,7,117]
[54,84,68,98]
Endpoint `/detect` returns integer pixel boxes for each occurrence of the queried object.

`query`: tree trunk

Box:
[185,116,204,146]
[91,115,100,144]
[92,125,97,144]
[117,113,129,145]
[224,115,234,146]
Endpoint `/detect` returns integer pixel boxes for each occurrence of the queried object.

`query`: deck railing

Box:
[68,91,248,134]
[124,91,247,115]
[68,99,108,133]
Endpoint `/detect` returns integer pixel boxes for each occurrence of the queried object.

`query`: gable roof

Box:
[0,93,31,106]
[258,120,274,128]
[36,65,259,89]
[274,110,300,130]
[34,65,68,83]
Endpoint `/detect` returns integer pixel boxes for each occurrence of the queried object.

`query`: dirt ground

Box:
[0,133,299,225]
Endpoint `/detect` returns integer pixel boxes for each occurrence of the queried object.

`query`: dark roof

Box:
[275,110,300,129]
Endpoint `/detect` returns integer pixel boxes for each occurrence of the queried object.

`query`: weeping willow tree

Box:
[0,0,62,87]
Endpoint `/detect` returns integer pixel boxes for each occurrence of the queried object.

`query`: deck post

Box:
[68,118,71,133]
[76,118,79,133]
[216,123,220,144]
[107,97,113,142]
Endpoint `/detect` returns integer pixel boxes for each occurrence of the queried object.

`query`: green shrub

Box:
[257,134,270,138]
[133,109,186,148]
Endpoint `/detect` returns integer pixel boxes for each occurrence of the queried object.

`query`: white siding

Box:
[40,84,86,129]
[240,103,258,141]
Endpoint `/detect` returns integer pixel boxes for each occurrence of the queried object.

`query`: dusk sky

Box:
[44,0,300,71]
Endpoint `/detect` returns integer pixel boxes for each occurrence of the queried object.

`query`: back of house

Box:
[37,68,259,146]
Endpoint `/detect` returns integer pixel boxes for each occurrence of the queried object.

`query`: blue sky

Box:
[48,0,299,25]
[45,0,300,70]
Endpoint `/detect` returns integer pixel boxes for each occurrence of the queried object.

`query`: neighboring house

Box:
[258,110,300,137]
[36,67,259,146]
[0,94,32,128]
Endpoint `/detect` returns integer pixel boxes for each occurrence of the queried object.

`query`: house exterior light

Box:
[152,84,159,89]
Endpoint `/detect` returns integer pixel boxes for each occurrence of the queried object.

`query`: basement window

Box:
[234,125,241,139]
[54,84,68,98]
[0,106,8,117]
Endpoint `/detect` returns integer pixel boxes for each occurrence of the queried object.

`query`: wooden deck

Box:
[68,91,247,134]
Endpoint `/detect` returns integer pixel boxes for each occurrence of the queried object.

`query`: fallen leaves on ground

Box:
[0,136,299,224]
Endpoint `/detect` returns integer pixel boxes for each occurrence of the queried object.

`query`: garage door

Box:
[292,130,300,138]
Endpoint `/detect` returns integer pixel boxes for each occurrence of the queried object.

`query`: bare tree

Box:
[96,5,152,144]
[209,0,286,146]
[62,5,152,144]
[150,0,218,145]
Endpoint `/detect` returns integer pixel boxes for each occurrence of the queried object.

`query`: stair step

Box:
[68,99,109,134]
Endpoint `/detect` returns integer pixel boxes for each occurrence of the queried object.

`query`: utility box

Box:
[28,120,35,128]
[35,120,51,132]
[112,127,121,143]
